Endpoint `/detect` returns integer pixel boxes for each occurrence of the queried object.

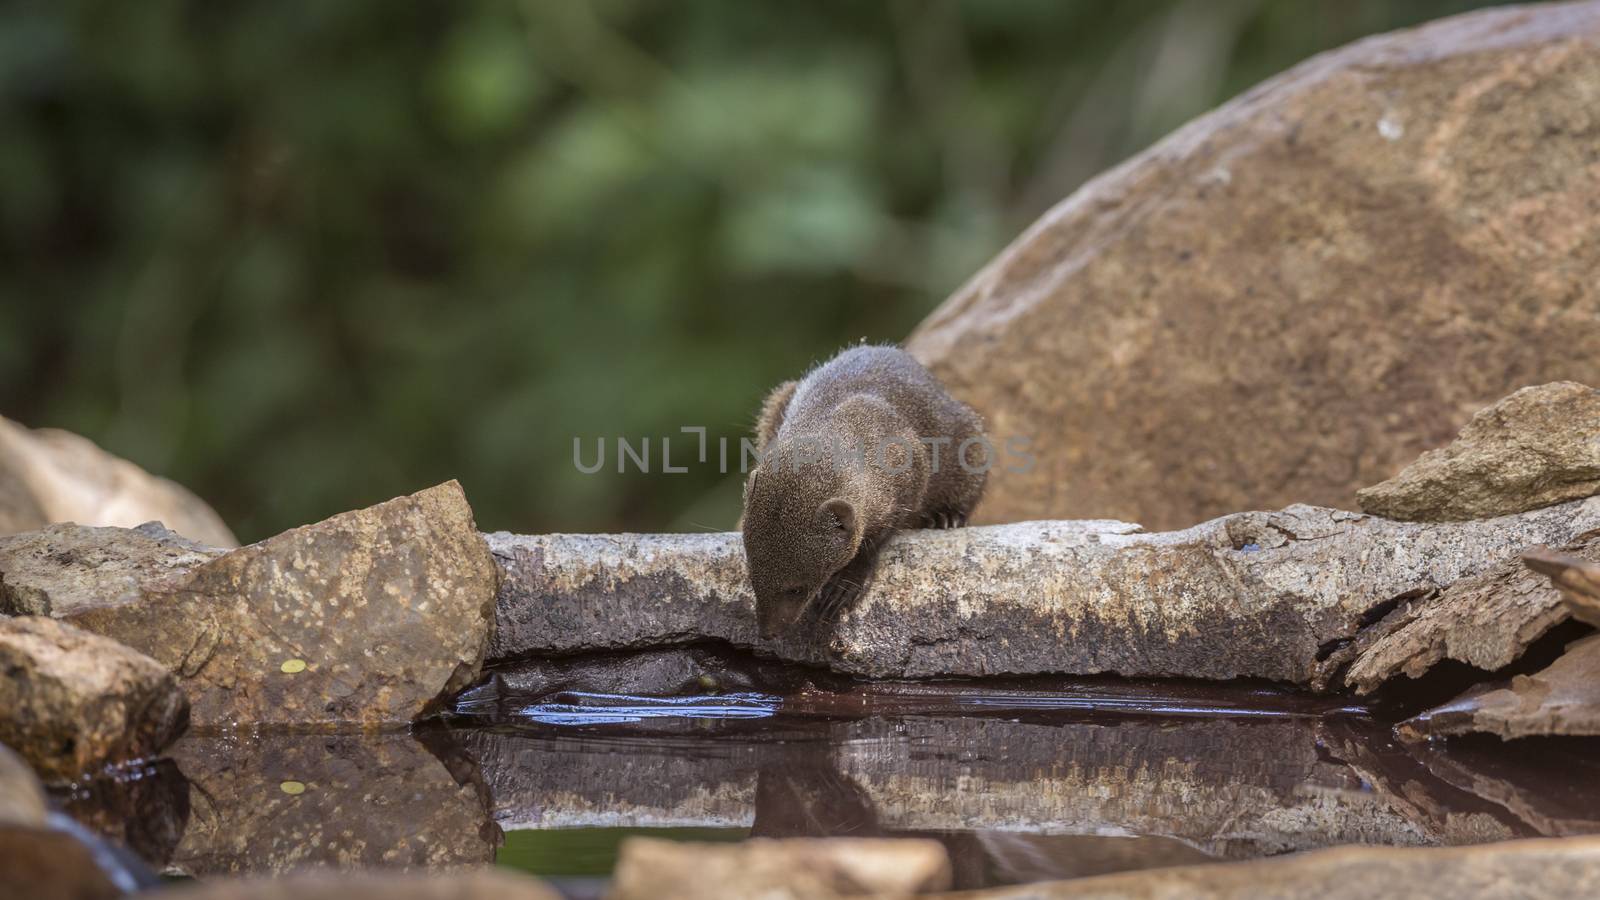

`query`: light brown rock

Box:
[0,741,47,828]
[905,2,1600,531]
[1399,632,1600,740]
[1357,382,1600,522]
[608,836,952,900]
[10,482,497,729]
[1334,531,1600,694]
[490,497,1600,685]
[160,870,560,900]
[1524,547,1600,627]
[0,826,125,900]
[0,415,235,547]
[0,616,188,782]
[960,836,1600,899]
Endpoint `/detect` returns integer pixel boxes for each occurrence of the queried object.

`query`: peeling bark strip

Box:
[1334,530,1600,695]
[488,497,1600,686]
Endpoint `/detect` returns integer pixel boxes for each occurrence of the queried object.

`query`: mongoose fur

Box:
[741,344,988,638]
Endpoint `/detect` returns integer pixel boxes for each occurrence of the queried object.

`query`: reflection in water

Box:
[51,758,190,870]
[46,676,1600,891]
[520,691,781,726]
[450,680,1600,889]
[164,732,501,877]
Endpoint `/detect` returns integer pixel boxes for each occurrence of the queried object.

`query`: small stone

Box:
[0,616,188,783]
[609,837,952,900]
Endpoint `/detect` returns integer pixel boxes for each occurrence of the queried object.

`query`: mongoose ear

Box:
[820,498,855,534]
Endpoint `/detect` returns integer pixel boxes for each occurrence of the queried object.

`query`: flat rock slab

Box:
[1,481,498,729]
[0,616,188,783]
[1400,632,1600,741]
[1357,382,1600,522]
[489,498,1600,685]
[968,836,1600,900]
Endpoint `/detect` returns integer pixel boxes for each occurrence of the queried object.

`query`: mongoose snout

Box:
[741,344,988,638]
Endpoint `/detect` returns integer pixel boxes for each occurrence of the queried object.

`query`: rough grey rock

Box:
[3,482,497,729]
[0,521,219,617]
[609,837,952,900]
[0,414,236,547]
[1357,382,1600,522]
[488,498,1600,685]
[1400,632,1600,741]
[167,732,498,877]
[904,2,1600,533]
[964,836,1600,900]
[1335,530,1600,694]
[0,616,188,783]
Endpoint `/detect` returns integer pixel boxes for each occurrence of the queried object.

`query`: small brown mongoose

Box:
[741,344,988,638]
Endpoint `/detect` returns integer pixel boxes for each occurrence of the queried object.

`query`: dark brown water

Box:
[49,664,1600,897]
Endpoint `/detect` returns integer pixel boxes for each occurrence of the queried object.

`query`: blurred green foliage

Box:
[0,0,1511,540]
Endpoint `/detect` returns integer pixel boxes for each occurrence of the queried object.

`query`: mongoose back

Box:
[741,344,987,638]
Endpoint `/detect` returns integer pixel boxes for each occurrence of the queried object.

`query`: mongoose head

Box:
[741,449,863,639]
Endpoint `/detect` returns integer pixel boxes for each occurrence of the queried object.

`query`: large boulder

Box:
[0,616,188,782]
[1357,382,1600,522]
[0,481,498,729]
[0,415,235,547]
[905,1,1600,531]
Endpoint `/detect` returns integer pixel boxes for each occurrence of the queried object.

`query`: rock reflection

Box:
[166,731,499,877]
[52,758,190,871]
[458,696,1600,886]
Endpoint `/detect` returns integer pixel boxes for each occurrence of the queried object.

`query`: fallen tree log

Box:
[488,497,1600,687]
